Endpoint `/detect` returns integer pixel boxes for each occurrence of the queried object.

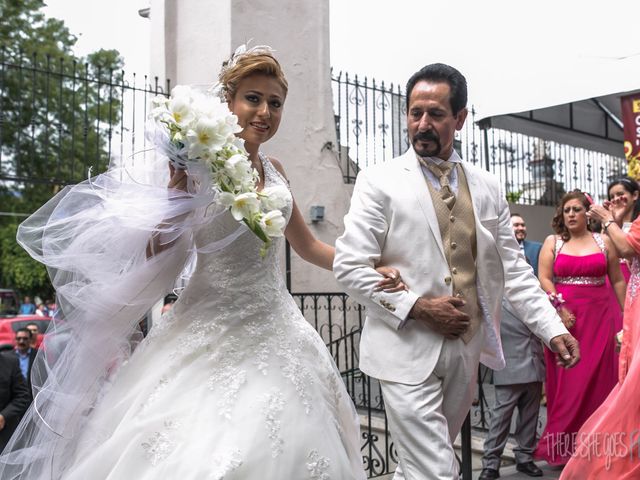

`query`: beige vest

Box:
[426,164,481,343]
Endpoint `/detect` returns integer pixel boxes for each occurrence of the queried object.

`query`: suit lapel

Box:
[402,153,446,258]
[460,162,481,222]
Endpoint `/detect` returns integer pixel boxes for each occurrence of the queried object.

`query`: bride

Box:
[0,46,402,479]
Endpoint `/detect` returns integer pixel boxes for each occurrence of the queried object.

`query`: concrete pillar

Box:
[148,0,349,292]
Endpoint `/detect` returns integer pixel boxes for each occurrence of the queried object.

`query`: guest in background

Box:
[605,177,640,282]
[511,213,542,277]
[560,191,640,478]
[14,329,37,395]
[18,296,35,315]
[25,323,40,350]
[534,190,625,465]
[0,351,31,452]
[479,214,545,480]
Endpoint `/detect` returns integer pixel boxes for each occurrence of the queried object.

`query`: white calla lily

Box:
[224,154,252,182]
[259,210,286,237]
[168,96,195,128]
[218,192,260,221]
[186,118,227,158]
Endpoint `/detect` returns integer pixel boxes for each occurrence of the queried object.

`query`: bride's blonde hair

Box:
[218,46,288,101]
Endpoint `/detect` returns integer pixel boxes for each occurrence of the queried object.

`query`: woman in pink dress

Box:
[606,177,640,285]
[534,190,626,466]
[559,194,640,478]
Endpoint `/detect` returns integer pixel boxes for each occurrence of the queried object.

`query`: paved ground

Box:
[484,462,563,479]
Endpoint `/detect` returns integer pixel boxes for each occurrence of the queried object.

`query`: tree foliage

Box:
[0,0,124,296]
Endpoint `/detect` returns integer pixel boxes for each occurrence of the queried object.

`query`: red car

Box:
[0,315,52,349]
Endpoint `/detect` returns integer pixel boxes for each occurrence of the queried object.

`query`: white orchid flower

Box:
[259,210,286,237]
[168,96,195,128]
[186,118,227,158]
[218,192,260,221]
[260,185,290,211]
[224,154,252,182]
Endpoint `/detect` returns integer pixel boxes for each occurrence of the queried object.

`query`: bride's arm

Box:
[146,165,190,258]
[266,158,335,270]
[271,159,405,290]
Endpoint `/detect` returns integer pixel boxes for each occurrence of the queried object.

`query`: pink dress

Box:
[560,221,640,479]
[534,234,621,466]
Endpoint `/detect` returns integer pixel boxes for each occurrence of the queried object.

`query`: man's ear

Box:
[455,107,468,131]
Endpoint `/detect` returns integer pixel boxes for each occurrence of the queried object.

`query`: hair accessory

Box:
[218,42,276,98]
[583,192,594,205]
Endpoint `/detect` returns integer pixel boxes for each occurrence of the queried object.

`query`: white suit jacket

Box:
[334,150,568,385]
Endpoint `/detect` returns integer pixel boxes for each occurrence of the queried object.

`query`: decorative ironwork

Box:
[332,71,627,205]
[0,51,169,185]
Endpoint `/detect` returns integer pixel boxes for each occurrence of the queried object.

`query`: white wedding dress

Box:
[1,155,365,480]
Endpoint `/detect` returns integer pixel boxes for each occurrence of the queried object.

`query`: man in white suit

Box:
[333,63,580,479]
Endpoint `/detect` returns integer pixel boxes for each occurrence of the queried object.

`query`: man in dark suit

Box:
[0,350,31,451]
[479,213,545,479]
[14,328,37,394]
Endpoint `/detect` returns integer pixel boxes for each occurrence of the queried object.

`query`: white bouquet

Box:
[150,85,287,255]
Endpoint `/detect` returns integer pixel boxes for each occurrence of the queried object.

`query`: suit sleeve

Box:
[334,170,419,329]
[0,355,31,423]
[494,186,568,346]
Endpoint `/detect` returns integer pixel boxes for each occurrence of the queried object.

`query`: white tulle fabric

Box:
[0,153,365,479]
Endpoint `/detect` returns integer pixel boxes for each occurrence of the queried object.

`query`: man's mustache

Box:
[414,131,439,142]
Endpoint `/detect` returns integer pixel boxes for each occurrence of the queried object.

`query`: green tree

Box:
[0,0,124,297]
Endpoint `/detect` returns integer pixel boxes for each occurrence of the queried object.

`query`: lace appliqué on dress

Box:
[307,449,331,479]
[141,420,181,466]
[206,333,247,419]
[210,448,243,479]
[262,389,285,458]
[140,376,170,413]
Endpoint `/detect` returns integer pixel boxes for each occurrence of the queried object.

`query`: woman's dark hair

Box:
[607,176,640,221]
[552,190,591,241]
[405,63,467,115]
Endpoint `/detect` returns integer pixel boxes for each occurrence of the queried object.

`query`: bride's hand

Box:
[374,266,407,293]
[168,163,188,191]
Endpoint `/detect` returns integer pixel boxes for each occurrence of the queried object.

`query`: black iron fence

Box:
[0,50,169,186]
[331,70,628,205]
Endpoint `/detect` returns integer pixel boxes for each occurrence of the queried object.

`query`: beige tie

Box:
[421,159,456,209]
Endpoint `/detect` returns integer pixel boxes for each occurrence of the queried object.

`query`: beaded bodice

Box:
[553,234,607,286]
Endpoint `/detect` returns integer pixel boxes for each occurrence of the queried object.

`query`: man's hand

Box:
[410,296,470,339]
[549,333,580,368]
[0,414,5,431]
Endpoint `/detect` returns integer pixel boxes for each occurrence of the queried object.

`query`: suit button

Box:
[450,215,455,222]
[451,242,457,249]
[444,276,452,285]
[452,267,458,274]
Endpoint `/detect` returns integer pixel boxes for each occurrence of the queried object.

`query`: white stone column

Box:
[149,0,351,292]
